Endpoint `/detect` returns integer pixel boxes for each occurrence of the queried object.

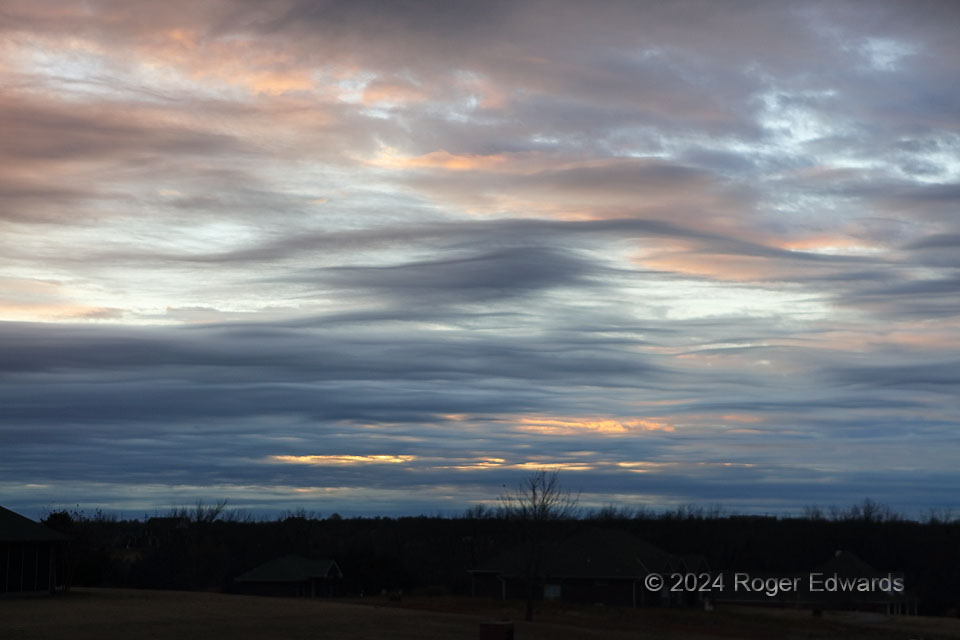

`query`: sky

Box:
[2,0,959,519]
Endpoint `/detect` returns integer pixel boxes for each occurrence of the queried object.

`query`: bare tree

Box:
[498,469,579,620]
[167,499,229,524]
[498,469,580,522]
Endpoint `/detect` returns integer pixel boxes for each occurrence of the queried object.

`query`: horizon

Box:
[17,494,935,524]
[3,1,960,520]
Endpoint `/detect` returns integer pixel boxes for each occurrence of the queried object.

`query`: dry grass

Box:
[1,589,959,639]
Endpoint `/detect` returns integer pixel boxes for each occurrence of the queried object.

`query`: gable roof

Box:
[0,506,70,543]
[236,555,342,583]
[473,527,676,579]
[547,528,676,578]
[814,550,889,578]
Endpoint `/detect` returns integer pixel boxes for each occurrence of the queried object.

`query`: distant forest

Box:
[41,499,960,616]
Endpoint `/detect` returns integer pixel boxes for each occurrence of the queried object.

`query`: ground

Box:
[1,589,959,639]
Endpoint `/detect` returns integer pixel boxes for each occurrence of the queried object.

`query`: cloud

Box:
[1,0,959,517]
[307,246,600,304]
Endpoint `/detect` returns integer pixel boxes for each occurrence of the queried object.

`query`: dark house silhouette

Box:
[470,528,707,607]
[712,550,917,614]
[807,550,916,614]
[235,554,343,597]
[0,506,70,596]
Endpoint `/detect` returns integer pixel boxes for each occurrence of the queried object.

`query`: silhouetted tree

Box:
[499,469,579,621]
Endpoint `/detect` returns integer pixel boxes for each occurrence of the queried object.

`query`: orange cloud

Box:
[719,414,765,424]
[440,457,510,471]
[0,303,124,322]
[635,245,852,282]
[370,147,509,171]
[637,250,779,282]
[234,70,316,95]
[390,154,753,221]
[515,416,675,435]
[119,28,319,95]
[617,460,756,472]
[777,234,882,255]
[0,278,124,322]
[507,461,596,471]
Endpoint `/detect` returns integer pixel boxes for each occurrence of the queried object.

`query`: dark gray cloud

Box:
[827,360,960,389]
[309,246,600,302]
[3,300,957,516]
[2,0,959,517]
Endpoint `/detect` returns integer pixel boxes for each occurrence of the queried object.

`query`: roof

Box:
[235,555,342,583]
[814,550,889,579]
[473,528,677,579]
[548,528,676,578]
[677,553,711,573]
[0,506,70,543]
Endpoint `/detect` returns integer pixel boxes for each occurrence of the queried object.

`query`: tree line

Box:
[40,489,960,616]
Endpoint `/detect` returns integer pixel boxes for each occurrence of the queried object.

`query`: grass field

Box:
[2,589,959,639]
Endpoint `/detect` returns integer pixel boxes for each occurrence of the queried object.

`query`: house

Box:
[806,550,916,615]
[235,554,343,597]
[470,528,706,607]
[0,506,70,596]
[711,550,917,614]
